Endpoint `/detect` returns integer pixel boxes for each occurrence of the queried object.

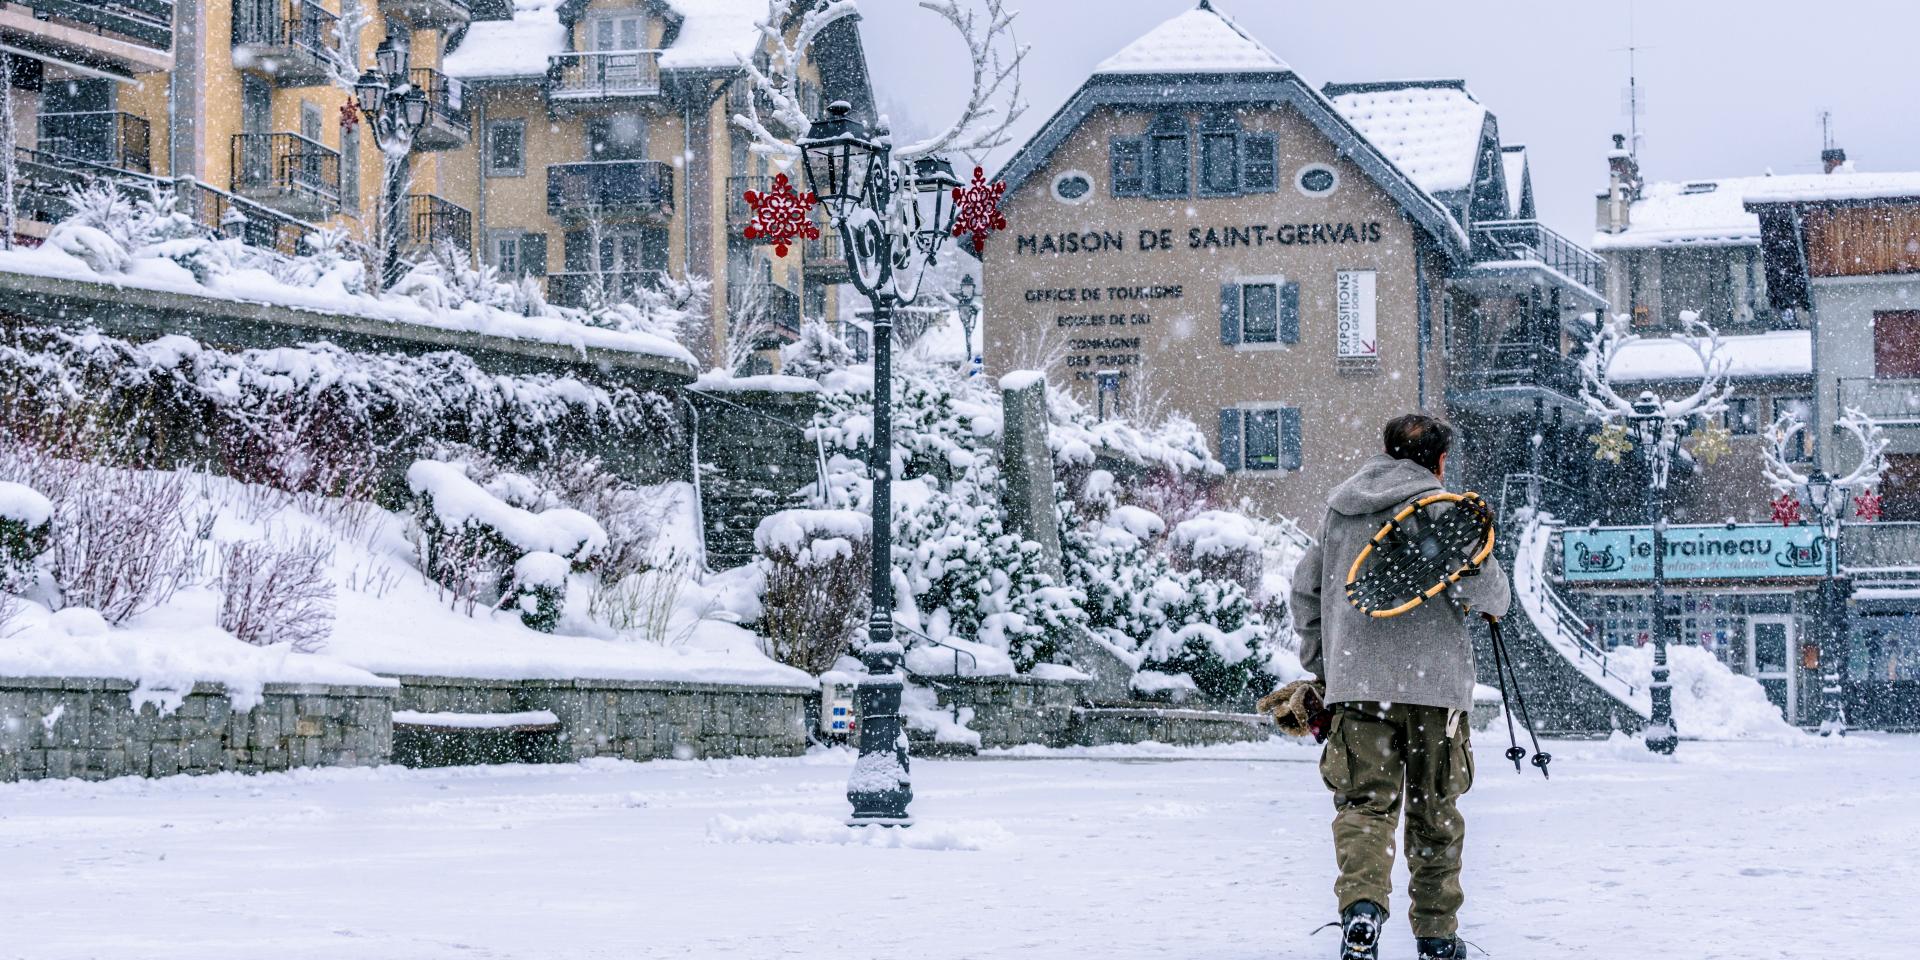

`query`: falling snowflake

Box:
[741,173,819,257]
[951,166,1008,254]
[1688,423,1731,466]
[1853,488,1884,522]
[1590,424,1633,463]
[1770,492,1803,527]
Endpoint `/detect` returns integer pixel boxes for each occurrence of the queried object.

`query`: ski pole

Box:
[1488,616,1523,773]
[1489,617,1551,779]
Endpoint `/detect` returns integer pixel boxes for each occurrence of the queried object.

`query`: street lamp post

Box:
[1628,390,1679,754]
[355,37,429,289]
[954,273,981,376]
[1801,471,1850,735]
[795,101,965,825]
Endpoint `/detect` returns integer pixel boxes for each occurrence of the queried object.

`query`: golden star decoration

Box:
[1689,423,1732,466]
[1590,423,1634,463]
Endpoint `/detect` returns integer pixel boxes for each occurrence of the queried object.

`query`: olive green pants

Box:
[1319,701,1475,939]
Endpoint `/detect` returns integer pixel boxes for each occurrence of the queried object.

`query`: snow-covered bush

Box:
[1171,510,1264,597]
[217,536,335,651]
[281,226,367,298]
[582,273,710,344]
[754,509,870,674]
[407,459,606,614]
[0,480,52,586]
[394,239,542,318]
[779,320,855,380]
[509,551,569,633]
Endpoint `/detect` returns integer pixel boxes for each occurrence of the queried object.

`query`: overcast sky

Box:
[857,0,1920,241]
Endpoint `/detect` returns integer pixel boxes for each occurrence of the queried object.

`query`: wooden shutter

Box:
[1241,133,1276,192]
[1111,138,1146,196]
[1278,281,1300,344]
[521,232,547,277]
[640,226,670,274]
[562,230,592,272]
[1280,406,1302,471]
[1220,282,1243,345]
[1218,409,1243,471]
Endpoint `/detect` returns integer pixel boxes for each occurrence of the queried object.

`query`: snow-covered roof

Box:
[1324,80,1488,195]
[442,0,567,81]
[1091,2,1288,76]
[658,0,770,70]
[1595,171,1920,251]
[1501,145,1528,217]
[1606,330,1811,383]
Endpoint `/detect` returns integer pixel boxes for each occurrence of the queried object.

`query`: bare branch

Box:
[895,0,1028,163]
[732,0,860,165]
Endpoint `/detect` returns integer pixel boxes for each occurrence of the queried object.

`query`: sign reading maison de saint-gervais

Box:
[1014,222,1387,256]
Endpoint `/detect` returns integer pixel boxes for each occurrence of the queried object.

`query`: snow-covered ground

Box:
[0,734,1911,959]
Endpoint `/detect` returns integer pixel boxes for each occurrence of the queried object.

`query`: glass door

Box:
[1747,616,1797,723]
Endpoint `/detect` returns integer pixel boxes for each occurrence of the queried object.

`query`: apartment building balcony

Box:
[381,0,468,29]
[1459,219,1609,310]
[0,0,173,77]
[546,269,666,309]
[1448,339,1585,416]
[35,111,150,173]
[725,175,769,230]
[407,193,470,253]
[230,132,340,219]
[545,51,662,112]
[546,160,673,222]
[1844,522,1920,574]
[409,69,470,151]
[802,230,849,283]
[1840,378,1920,426]
[231,0,338,86]
[727,281,802,342]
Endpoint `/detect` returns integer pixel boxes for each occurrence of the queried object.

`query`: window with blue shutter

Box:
[1280,406,1303,470]
[1279,281,1300,344]
[1242,283,1278,343]
[520,232,547,277]
[1241,133,1277,192]
[1148,113,1189,198]
[1218,409,1243,471]
[1220,282,1241,345]
[1198,113,1240,196]
[1245,409,1281,471]
[1111,137,1146,197]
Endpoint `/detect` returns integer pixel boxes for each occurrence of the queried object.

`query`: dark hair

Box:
[1383,414,1453,472]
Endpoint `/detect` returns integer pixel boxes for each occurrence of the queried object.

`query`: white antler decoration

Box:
[893,0,1028,163]
[1767,405,1889,503]
[1578,310,1735,490]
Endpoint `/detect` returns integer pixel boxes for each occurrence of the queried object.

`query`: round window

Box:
[1052,171,1094,204]
[1296,164,1339,197]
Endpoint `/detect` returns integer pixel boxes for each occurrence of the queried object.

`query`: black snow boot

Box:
[1338,900,1385,960]
[1416,936,1465,959]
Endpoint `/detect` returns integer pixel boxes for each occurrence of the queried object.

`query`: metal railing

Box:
[230,132,340,206]
[1843,522,1920,573]
[36,112,151,174]
[545,160,673,218]
[1839,377,1920,424]
[1453,339,1581,397]
[803,230,845,271]
[727,281,802,338]
[545,269,667,308]
[24,0,172,51]
[409,68,469,133]
[546,50,663,100]
[1472,219,1607,294]
[726,175,770,227]
[231,0,339,60]
[1527,516,1640,699]
[407,194,471,252]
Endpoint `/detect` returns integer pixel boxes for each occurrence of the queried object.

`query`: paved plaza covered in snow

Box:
[1,735,1913,959]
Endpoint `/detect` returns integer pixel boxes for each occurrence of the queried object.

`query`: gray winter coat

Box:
[1291,455,1511,712]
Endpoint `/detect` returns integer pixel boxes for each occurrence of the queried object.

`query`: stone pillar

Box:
[998,371,1134,703]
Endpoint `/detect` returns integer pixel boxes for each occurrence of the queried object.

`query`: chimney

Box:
[1822,146,1848,175]
[1601,133,1640,234]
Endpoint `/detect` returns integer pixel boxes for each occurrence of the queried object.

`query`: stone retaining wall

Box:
[0,678,394,782]
[1070,707,1274,747]
[931,675,1091,749]
[393,676,812,762]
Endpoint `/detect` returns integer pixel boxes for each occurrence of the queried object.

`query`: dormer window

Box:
[590,13,647,51]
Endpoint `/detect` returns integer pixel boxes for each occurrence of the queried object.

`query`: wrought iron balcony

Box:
[381,0,468,29]
[546,269,667,309]
[20,0,173,55]
[36,112,151,174]
[230,132,340,219]
[546,50,663,104]
[231,0,340,86]
[546,160,673,221]
[803,230,849,282]
[726,175,770,229]
[728,281,802,341]
[409,69,470,151]
[1471,219,1608,295]
[408,194,471,253]
[1839,377,1920,426]
[1449,339,1583,413]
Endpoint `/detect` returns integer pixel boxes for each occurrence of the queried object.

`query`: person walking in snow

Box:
[1287,414,1511,960]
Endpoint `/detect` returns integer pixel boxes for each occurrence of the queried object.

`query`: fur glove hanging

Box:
[1257,679,1332,742]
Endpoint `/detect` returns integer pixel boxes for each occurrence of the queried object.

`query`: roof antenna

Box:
[1612,0,1651,163]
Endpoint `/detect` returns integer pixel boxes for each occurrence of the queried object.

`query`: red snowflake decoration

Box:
[741,173,819,257]
[339,101,360,131]
[1853,487,1884,522]
[951,166,1008,253]
[1770,492,1803,527]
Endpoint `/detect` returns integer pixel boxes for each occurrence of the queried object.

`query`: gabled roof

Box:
[1323,80,1490,197]
[443,0,568,81]
[996,4,1467,259]
[1501,145,1533,219]
[1091,1,1287,76]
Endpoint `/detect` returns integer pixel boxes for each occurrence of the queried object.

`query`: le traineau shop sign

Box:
[1561,524,1833,585]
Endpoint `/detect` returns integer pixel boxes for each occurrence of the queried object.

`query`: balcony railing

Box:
[546,51,663,101]
[408,194,471,253]
[727,281,802,339]
[1843,522,1920,572]
[23,0,172,51]
[409,68,470,150]
[36,112,151,174]
[546,160,673,220]
[802,230,849,280]
[1472,219,1607,294]
[1839,377,1920,425]
[546,269,667,309]
[230,132,340,213]
[726,175,770,228]
[1453,339,1581,397]
[231,0,339,83]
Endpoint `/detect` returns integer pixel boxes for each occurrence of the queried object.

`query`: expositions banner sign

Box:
[1560,523,1833,583]
[1335,270,1377,359]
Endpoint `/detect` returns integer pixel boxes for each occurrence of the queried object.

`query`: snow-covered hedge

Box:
[753,509,871,674]
[0,480,53,584]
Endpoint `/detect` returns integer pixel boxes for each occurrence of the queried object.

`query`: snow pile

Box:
[1170,510,1263,561]
[1604,643,1803,742]
[441,0,567,80]
[408,460,609,561]
[901,683,982,748]
[0,482,53,528]
[706,812,1011,850]
[391,710,560,729]
[1092,4,1288,75]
